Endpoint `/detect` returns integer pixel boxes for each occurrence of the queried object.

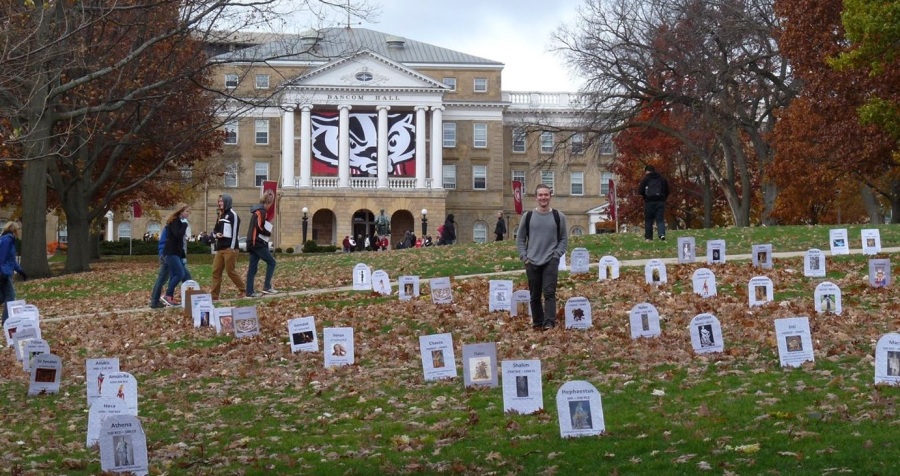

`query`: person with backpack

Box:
[245,197,277,297]
[516,184,568,330]
[638,165,670,241]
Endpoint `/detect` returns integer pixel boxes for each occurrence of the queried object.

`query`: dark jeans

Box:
[149,255,169,307]
[1,275,15,324]
[164,255,192,298]
[644,201,666,239]
[524,257,560,328]
[247,245,276,294]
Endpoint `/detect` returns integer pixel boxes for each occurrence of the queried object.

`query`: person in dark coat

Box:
[439,214,456,245]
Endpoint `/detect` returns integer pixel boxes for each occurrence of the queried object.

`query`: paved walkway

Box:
[43,246,899,322]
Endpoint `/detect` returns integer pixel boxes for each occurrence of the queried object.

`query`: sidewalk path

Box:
[43,246,900,322]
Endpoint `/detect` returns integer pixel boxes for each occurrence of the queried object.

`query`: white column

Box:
[105,211,114,241]
[338,104,352,188]
[430,106,444,190]
[415,106,428,189]
[299,105,312,188]
[281,107,295,187]
[377,105,390,189]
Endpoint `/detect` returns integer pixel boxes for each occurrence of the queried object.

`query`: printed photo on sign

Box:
[398,276,420,301]
[644,259,667,285]
[748,276,774,307]
[814,282,842,315]
[677,237,696,264]
[489,280,513,312]
[804,249,826,278]
[28,354,62,396]
[214,307,234,334]
[598,256,620,280]
[324,327,354,367]
[510,290,531,318]
[861,229,881,255]
[288,316,319,353]
[874,333,900,385]
[689,313,724,354]
[501,360,543,415]
[752,244,773,269]
[706,239,726,264]
[869,259,891,288]
[419,333,457,381]
[774,317,815,368]
[232,306,260,338]
[193,300,215,328]
[556,380,605,438]
[430,277,453,304]
[462,342,498,388]
[829,228,849,255]
[691,268,717,298]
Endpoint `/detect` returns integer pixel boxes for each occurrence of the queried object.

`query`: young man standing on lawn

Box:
[210,194,245,300]
[516,183,568,330]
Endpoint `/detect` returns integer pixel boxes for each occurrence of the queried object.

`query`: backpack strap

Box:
[524,209,561,242]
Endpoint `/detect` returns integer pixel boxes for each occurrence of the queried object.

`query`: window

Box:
[512,170,526,192]
[254,162,269,186]
[541,170,555,193]
[355,71,373,82]
[146,222,161,240]
[571,133,584,155]
[540,131,554,153]
[570,171,584,196]
[443,77,457,91]
[473,222,487,244]
[442,164,456,189]
[58,225,68,244]
[512,128,526,153]
[225,73,238,89]
[443,122,456,148]
[255,119,269,145]
[224,121,238,145]
[473,165,487,190]
[180,167,192,182]
[473,123,487,148]
[474,77,488,92]
[600,135,614,155]
[571,226,584,236]
[224,162,238,187]
[255,74,270,89]
[601,172,614,195]
[117,222,132,240]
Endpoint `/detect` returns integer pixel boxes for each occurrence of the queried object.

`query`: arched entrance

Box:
[352,209,375,242]
[312,209,336,245]
[390,210,415,239]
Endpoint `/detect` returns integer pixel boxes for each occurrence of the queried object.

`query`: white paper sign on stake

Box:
[99,414,149,475]
[644,259,667,285]
[4,316,41,347]
[706,239,726,264]
[352,263,372,291]
[372,270,392,296]
[489,280,513,312]
[564,297,592,330]
[752,244,773,269]
[28,353,62,396]
[774,317,814,368]
[691,268,717,298]
[689,313,724,354]
[12,327,38,363]
[629,303,661,339]
[598,256,620,280]
[213,307,233,334]
[86,358,121,407]
[462,342,498,388]
[87,397,129,448]
[287,316,319,353]
[677,237,696,264]
[5,299,26,325]
[323,327,354,367]
[748,276,774,307]
[22,339,50,373]
[869,259,891,288]
[829,228,849,255]
[558,253,567,271]
[419,333,457,381]
[398,276,420,301]
[874,333,900,385]
[804,249,826,278]
[814,282,842,315]
[232,306,260,338]
[556,381,605,438]
[569,248,590,274]
[193,300,215,328]
[430,277,453,305]
[510,290,531,318]
[100,372,139,415]
[501,359,543,415]
[861,228,882,255]
[179,280,200,307]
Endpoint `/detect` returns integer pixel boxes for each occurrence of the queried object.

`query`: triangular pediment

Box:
[286,50,448,90]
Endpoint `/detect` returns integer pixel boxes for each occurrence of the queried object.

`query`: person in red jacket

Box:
[245,197,277,297]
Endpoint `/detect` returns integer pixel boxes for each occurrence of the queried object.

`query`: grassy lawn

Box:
[1,224,898,474]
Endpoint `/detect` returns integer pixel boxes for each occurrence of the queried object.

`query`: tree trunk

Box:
[702,169,713,228]
[60,189,94,274]
[859,183,885,224]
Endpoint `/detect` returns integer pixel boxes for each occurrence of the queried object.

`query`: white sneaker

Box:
[262,288,279,295]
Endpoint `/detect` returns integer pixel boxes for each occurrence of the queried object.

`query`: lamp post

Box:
[421,208,428,237]
[301,207,309,245]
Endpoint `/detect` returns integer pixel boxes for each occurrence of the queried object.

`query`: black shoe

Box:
[659,235,666,241]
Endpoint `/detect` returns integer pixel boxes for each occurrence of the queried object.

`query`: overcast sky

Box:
[346,0,586,92]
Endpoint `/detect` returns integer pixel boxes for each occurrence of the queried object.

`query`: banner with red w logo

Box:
[262,180,278,225]
[512,181,523,215]
[608,179,617,222]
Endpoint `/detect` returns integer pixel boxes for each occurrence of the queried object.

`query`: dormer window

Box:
[355,71,373,82]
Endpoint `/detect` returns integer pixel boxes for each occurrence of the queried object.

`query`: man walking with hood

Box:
[210,194,245,300]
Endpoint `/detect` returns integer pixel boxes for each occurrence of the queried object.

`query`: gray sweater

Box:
[516,208,568,266]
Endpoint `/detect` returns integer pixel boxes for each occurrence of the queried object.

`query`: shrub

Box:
[285,247,294,254]
[275,247,283,253]
[302,240,319,253]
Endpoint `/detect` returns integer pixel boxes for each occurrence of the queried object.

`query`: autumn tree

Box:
[0,0,376,277]
[554,0,797,226]
[773,0,899,224]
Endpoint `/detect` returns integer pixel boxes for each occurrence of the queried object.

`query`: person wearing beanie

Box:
[638,165,670,241]
[210,194,245,300]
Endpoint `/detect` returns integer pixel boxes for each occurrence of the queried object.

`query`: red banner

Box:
[262,180,277,225]
[132,201,142,219]
[512,181,523,215]
[608,179,616,221]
